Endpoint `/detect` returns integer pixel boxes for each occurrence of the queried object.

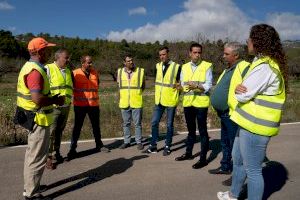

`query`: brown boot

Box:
[46,156,56,170]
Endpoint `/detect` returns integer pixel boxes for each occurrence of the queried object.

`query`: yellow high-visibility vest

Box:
[17,61,54,126]
[216,60,250,115]
[155,61,180,107]
[46,63,73,105]
[230,56,286,136]
[182,61,212,108]
[118,67,144,108]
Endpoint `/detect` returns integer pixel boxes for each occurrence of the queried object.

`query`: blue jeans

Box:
[230,128,270,200]
[150,104,176,147]
[217,110,238,171]
[184,106,209,160]
[121,107,143,144]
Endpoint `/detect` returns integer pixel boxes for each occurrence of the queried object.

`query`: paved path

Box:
[1,123,299,200]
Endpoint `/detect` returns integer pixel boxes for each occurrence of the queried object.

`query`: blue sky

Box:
[0,0,299,42]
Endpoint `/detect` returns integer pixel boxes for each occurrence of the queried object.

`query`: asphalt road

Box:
[1,123,299,200]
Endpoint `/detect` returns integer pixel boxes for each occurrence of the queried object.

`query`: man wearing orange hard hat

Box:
[14,37,64,200]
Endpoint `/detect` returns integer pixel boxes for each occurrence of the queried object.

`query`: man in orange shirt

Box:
[66,55,110,161]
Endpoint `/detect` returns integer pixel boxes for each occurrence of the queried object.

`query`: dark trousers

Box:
[217,109,238,171]
[70,106,103,150]
[150,104,176,147]
[184,106,209,160]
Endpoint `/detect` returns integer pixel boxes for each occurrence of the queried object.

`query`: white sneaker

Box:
[217,191,237,200]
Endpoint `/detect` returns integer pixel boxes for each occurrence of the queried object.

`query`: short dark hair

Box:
[189,43,202,52]
[81,55,91,64]
[123,53,133,61]
[159,46,169,53]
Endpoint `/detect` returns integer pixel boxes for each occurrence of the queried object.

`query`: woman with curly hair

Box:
[217,24,287,200]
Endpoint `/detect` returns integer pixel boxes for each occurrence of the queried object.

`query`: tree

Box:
[0,30,21,58]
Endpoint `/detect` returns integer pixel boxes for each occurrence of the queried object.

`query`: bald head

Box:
[81,55,93,72]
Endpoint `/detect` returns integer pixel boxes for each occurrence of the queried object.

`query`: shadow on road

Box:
[182,139,221,162]
[105,139,124,149]
[238,160,289,200]
[207,139,222,162]
[68,148,100,160]
[46,155,149,199]
[161,138,186,152]
[105,136,158,150]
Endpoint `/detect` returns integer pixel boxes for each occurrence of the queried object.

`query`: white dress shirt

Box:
[235,57,281,103]
[180,61,213,93]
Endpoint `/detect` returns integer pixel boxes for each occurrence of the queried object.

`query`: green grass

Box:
[282,79,300,122]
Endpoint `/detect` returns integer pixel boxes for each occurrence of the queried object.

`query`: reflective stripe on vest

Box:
[47,63,73,105]
[73,68,99,106]
[16,61,54,126]
[183,90,208,96]
[234,107,280,128]
[182,61,212,107]
[73,97,99,101]
[230,56,286,136]
[154,61,180,107]
[216,60,250,115]
[118,67,144,108]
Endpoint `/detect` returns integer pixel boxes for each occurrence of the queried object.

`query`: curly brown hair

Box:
[249,24,288,89]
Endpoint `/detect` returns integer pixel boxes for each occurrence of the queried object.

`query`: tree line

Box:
[1,29,299,81]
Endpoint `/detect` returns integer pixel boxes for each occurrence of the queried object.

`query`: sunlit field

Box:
[0,73,299,146]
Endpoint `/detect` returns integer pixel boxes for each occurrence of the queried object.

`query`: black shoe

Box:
[24,194,45,200]
[144,145,157,153]
[192,160,208,169]
[163,146,171,156]
[65,150,77,161]
[119,143,131,149]
[175,153,193,161]
[53,153,64,164]
[209,167,231,175]
[222,176,232,186]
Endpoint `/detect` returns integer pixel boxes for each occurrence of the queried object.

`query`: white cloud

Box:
[128,6,147,16]
[108,0,251,42]
[107,0,300,43]
[266,12,300,40]
[0,1,15,10]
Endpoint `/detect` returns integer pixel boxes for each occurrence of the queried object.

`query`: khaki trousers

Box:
[24,124,50,197]
[49,106,70,156]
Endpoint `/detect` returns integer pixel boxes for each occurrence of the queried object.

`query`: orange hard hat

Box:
[28,37,56,52]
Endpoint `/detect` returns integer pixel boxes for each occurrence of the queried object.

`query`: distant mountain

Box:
[283,40,300,48]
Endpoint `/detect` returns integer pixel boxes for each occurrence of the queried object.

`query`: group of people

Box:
[15,23,287,200]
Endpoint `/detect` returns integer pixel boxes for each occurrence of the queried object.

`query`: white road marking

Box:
[7,121,300,148]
